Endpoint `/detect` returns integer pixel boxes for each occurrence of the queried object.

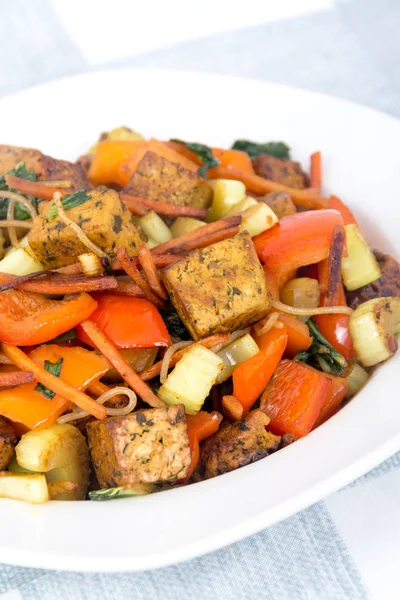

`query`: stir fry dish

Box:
[0,128,398,503]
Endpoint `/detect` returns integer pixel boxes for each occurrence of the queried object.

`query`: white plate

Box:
[0,68,399,572]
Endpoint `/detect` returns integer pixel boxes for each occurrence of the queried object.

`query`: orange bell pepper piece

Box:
[233,326,288,413]
[185,411,222,480]
[328,195,359,227]
[253,209,344,288]
[260,359,332,437]
[0,291,97,346]
[314,372,349,428]
[166,142,255,175]
[314,258,355,360]
[88,140,146,185]
[116,139,198,187]
[0,345,109,430]
[277,313,312,358]
[263,265,280,300]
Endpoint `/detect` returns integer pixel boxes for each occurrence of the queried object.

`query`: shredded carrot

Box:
[310,151,322,191]
[2,344,106,420]
[87,380,110,397]
[79,320,163,408]
[152,216,241,255]
[140,333,230,381]
[0,371,34,388]
[112,278,145,297]
[56,253,182,277]
[5,175,68,201]
[0,272,118,295]
[207,167,329,210]
[138,245,168,300]
[121,193,208,219]
[117,249,165,308]
[324,225,346,306]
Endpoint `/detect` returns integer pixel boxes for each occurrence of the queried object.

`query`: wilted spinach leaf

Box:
[46,190,92,219]
[161,308,191,340]
[231,140,290,160]
[294,318,347,375]
[170,139,220,177]
[34,358,64,399]
[0,162,38,220]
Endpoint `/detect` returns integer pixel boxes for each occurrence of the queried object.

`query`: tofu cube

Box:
[86,405,191,487]
[0,144,89,190]
[28,188,146,268]
[124,151,212,209]
[161,232,272,339]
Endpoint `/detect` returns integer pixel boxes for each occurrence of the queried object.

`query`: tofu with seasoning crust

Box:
[161,232,272,340]
[86,405,191,488]
[0,416,18,470]
[28,188,146,268]
[0,144,89,191]
[124,151,213,210]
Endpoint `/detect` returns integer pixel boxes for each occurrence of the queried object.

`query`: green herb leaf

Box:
[89,483,158,501]
[170,139,220,177]
[0,162,38,220]
[161,308,191,340]
[46,329,77,344]
[294,318,347,375]
[231,140,290,160]
[34,358,64,399]
[46,190,92,219]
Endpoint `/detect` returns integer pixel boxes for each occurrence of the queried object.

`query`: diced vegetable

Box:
[16,424,90,500]
[280,278,320,321]
[139,210,173,245]
[313,372,349,427]
[207,179,246,222]
[0,291,97,346]
[349,297,400,366]
[254,210,344,288]
[239,202,278,237]
[224,196,258,217]
[78,253,104,277]
[341,224,381,291]
[345,362,369,398]
[0,241,44,276]
[0,344,109,430]
[170,217,206,238]
[88,140,146,185]
[88,126,144,155]
[89,483,158,501]
[216,333,260,384]
[234,326,288,413]
[0,472,49,503]
[76,294,170,349]
[185,411,222,480]
[260,359,332,437]
[158,345,224,414]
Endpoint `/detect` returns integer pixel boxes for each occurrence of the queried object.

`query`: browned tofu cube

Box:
[29,188,146,268]
[86,405,191,487]
[124,151,212,209]
[161,232,272,340]
[0,144,89,191]
[0,416,18,470]
[259,191,297,219]
[252,154,309,189]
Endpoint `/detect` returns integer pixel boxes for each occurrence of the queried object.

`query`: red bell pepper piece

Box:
[260,359,332,437]
[277,313,312,358]
[77,294,170,349]
[314,373,349,428]
[253,209,344,288]
[233,326,288,413]
[185,411,222,480]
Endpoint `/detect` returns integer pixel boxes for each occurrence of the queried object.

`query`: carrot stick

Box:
[0,273,118,295]
[116,249,165,308]
[5,175,68,201]
[138,245,168,300]
[222,395,243,421]
[152,216,241,255]
[79,320,163,408]
[118,194,148,216]
[140,333,229,381]
[310,151,322,191]
[323,224,346,307]
[112,278,145,297]
[207,167,329,210]
[87,380,110,397]
[56,254,182,277]
[0,371,34,388]
[121,193,208,219]
[2,343,106,420]
[0,270,52,293]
